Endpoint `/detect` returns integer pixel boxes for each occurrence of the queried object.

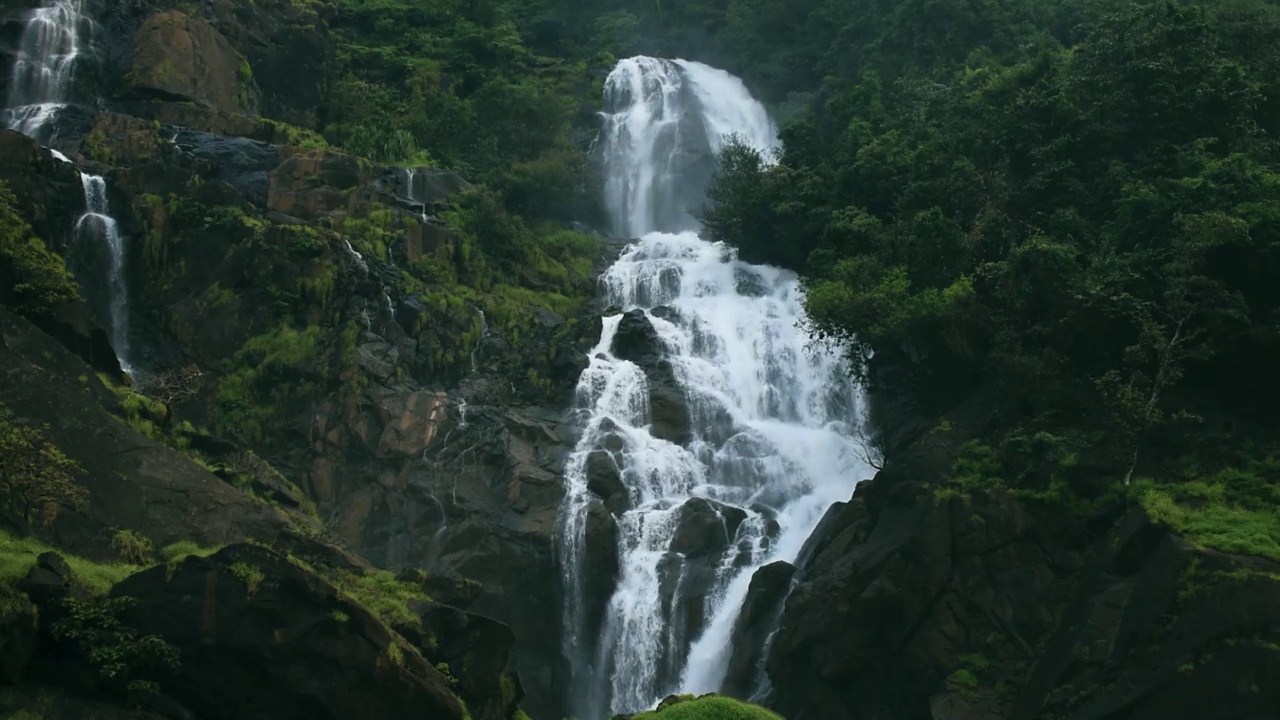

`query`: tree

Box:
[0,410,89,526]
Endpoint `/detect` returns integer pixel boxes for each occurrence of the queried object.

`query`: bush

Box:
[111,530,154,565]
[0,180,80,317]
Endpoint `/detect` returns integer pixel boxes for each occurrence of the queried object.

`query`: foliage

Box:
[698,0,1280,528]
[0,531,140,596]
[110,531,154,565]
[0,180,81,317]
[0,408,90,526]
[51,596,179,683]
[1140,460,1280,561]
[212,324,322,443]
[333,569,430,628]
[631,695,786,720]
[228,562,266,596]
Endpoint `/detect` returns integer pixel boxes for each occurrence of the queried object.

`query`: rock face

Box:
[113,544,465,720]
[0,307,302,556]
[611,309,692,445]
[758,459,1280,720]
[126,11,257,115]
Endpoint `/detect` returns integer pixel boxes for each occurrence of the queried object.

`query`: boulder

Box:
[372,389,450,458]
[415,603,520,720]
[722,561,795,698]
[586,450,630,515]
[670,497,748,558]
[611,309,663,365]
[113,544,465,720]
[268,148,372,219]
[172,128,280,208]
[125,12,258,115]
[582,500,621,642]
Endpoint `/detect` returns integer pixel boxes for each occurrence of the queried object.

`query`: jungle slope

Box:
[691,0,1280,718]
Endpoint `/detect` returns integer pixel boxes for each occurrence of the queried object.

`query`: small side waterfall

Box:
[560,57,870,718]
[4,0,91,138]
[75,174,133,374]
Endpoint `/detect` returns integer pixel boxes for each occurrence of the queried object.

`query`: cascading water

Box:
[4,0,90,138]
[599,57,778,239]
[7,0,136,375]
[560,58,870,718]
[76,174,133,374]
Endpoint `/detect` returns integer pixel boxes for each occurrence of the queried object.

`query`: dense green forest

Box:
[694,0,1280,558]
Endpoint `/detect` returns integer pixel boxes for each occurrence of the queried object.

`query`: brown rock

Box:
[376,390,450,458]
[126,12,257,115]
[268,148,373,219]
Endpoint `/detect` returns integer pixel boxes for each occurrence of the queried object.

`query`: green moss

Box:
[631,696,786,720]
[159,541,221,565]
[228,562,266,596]
[0,531,139,596]
[333,569,429,628]
[0,181,81,317]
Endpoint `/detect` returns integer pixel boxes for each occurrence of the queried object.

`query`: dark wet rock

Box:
[114,544,465,720]
[734,267,770,297]
[723,561,794,698]
[611,309,663,364]
[173,129,279,207]
[762,451,1280,720]
[586,450,629,515]
[0,129,85,251]
[582,500,621,643]
[414,603,520,720]
[670,497,748,558]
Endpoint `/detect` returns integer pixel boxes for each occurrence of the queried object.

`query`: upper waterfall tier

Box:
[600,57,778,239]
[3,0,92,138]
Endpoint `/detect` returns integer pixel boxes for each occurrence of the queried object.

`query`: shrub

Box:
[110,530,154,565]
[0,408,89,526]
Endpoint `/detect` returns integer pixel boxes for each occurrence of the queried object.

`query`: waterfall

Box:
[560,57,870,718]
[76,174,133,374]
[4,0,91,138]
[600,57,778,239]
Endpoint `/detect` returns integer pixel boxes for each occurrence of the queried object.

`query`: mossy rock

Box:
[626,695,786,720]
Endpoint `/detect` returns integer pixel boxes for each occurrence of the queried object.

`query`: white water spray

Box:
[560,57,869,717]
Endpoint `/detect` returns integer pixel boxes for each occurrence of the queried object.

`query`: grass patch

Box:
[159,541,221,565]
[632,696,786,720]
[228,562,266,596]
[334,569,429,628]
[0,531,140,596]
[1139,462,1280,561]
